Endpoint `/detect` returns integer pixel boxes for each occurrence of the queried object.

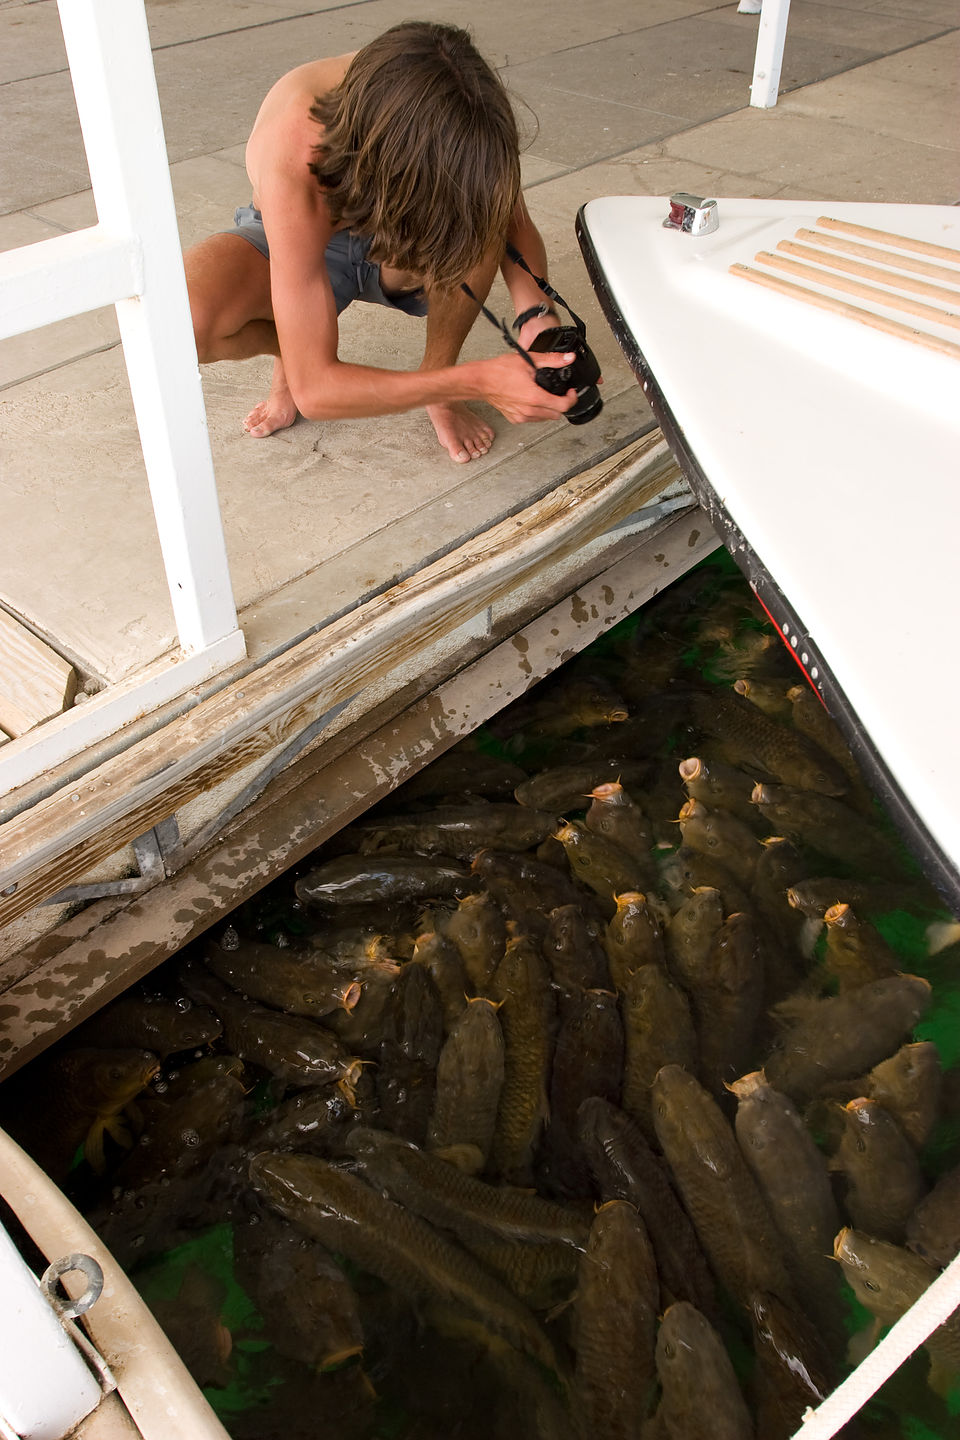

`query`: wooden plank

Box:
[796,229,960,286]
[755,250,960,330]
[0,507,715,1075]
[817,216,960,266]
[0,434,681,926]
[777,240,960,308]
[730,263,960,361]
[0,610,77,737]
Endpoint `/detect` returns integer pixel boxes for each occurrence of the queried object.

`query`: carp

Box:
[832,1096,926,1244]
[2,1046,159,1179]
[907,1161,960,1269]
[574,1201,659,1438]
[763,974,932,1103]
[862,1041,942,1152]
[149,1265,234,1390]
[691,911,764,1096]
[677,798,760,887]
[729,1070,842,1333]
[411,929,469,1032]
[688,687,847,796]
[584,782,656,873]
[112,1055,246,1190]
[441,890,506,992]
[649,1302,753,1440]
[621,965,697,1139]
[731,675,792,722]
[234,1212,364,1370]
[543,903,612,1000]
[249,1151,559,1373]
[347,1125,588,1248]
[344,803,560,858]
[542,987,623,1193]
[204,938,363,1021]
[749,1291,835,1440]
[604,892,664,991]
[489,934,555,1183]
[296,853,474,907]
[834,1228,960,1397]
[427,997,505,1165]
[515,760,652,815]
[73,994,222,1059]
[665,886,724,996]
[376,962,444,1145]
[652,1065,794,1306]
[822,903,899,991]
[554,821,645,907]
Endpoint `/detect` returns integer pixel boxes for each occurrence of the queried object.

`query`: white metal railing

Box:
[0,0,245,796]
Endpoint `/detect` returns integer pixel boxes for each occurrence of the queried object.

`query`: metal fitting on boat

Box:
[663,193,719,235]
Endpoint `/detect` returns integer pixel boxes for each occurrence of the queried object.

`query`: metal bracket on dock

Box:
[41,826,166,905]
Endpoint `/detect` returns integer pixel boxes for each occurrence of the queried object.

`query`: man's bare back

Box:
[183,24,579,462]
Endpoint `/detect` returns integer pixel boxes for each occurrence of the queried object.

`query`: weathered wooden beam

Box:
[0,504,716,1074]
[0,433,679,926]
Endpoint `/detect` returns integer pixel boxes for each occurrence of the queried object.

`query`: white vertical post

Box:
[55,0,243,659]
[750,0,792,108]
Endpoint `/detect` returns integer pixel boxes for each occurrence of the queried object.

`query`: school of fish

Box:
[4,559,959,1440]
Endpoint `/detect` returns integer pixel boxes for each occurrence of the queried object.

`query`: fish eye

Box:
[663,1341,675,1359]
[863,1279,880,1292]
[856,1137,867,1153]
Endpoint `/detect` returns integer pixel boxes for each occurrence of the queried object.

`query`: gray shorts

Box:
[228,203,428,318]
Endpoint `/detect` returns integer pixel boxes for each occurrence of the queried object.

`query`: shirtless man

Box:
[184,21,581,464]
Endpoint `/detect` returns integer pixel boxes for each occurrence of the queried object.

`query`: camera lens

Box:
[567,386,603,425]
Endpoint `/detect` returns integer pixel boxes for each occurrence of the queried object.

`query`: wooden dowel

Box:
[796,228,960,286]
[755,250,960,331]
[817,216,960,265]
[728,263,960,361]
[777,240,960,307]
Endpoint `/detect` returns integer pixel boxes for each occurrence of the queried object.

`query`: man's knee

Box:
[183,235,272,361]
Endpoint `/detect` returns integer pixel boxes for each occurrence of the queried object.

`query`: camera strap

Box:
[460,282,540,374]
[504,242,588,338]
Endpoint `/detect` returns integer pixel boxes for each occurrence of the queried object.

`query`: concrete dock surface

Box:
[1,0,958,686]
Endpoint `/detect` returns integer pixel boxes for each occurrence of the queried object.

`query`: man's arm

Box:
[502,196,567,348]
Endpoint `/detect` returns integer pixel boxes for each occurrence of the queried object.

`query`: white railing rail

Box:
[0,0,245,797]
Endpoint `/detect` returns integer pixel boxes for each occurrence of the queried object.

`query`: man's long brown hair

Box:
[309,23,520,289]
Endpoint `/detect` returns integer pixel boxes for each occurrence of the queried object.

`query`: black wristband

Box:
[513,303,558,332]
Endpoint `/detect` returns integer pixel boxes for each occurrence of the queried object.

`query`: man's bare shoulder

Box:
[246,52,355,193]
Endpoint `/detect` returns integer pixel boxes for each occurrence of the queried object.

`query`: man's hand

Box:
[478,350,579,424]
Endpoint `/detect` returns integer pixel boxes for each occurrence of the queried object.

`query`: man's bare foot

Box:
[426,402,494,463]
[243,360,299,438]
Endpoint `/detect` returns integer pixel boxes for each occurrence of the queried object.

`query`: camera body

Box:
[528,325,603,426]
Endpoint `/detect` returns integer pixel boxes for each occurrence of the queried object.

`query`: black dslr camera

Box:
[462,244,602,425]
